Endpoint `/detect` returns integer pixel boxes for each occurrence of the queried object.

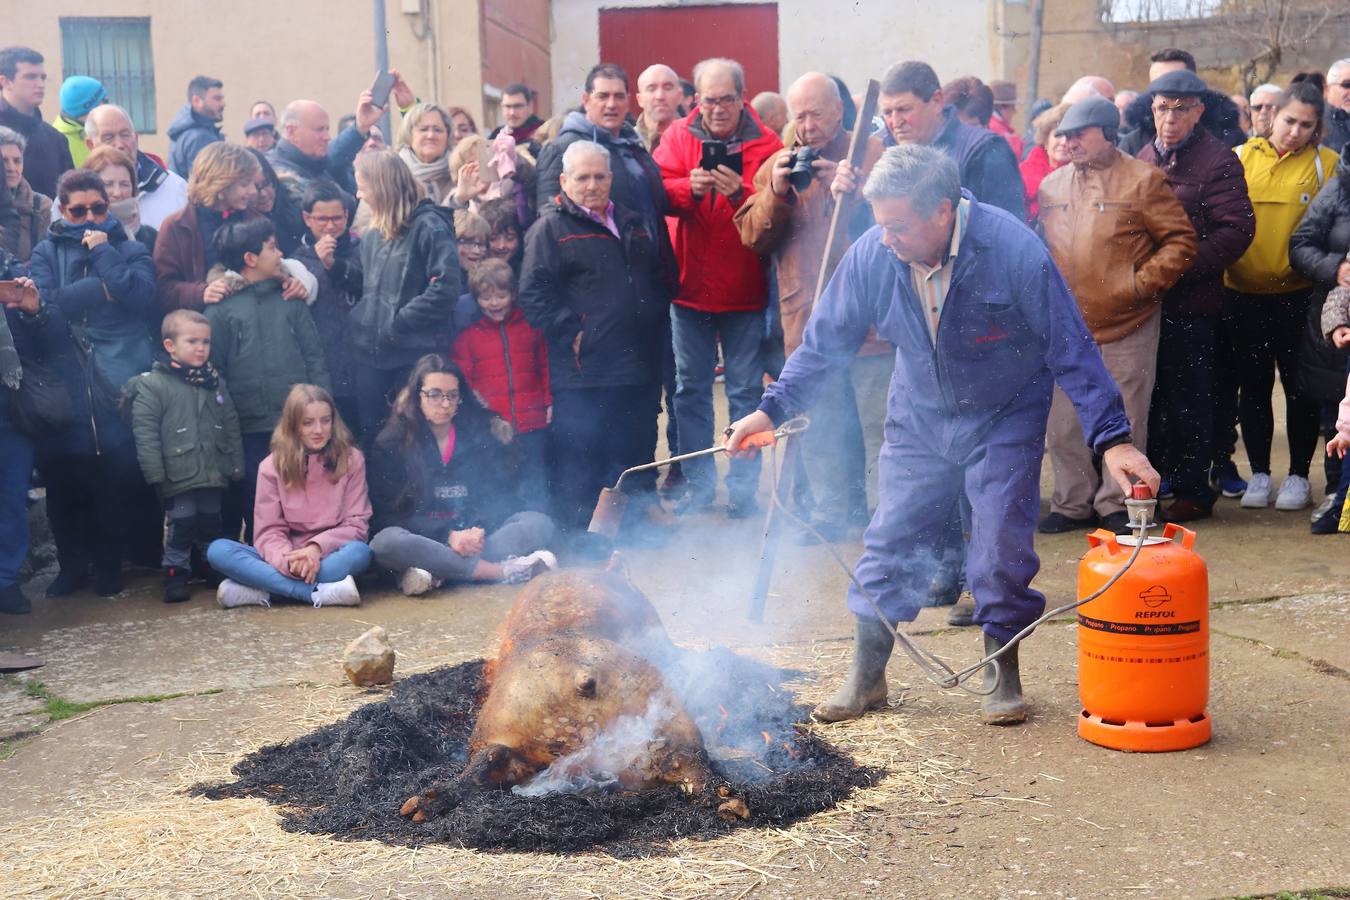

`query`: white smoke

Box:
[512,696,675,797]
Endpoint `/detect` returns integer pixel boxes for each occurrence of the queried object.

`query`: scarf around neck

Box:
[398,146,453,198]
[160,357,221,390]
[108,196,141,236]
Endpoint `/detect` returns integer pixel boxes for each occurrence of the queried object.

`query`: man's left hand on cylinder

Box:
[1102,443,1161,498]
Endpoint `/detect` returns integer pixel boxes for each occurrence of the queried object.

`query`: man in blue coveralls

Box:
[726,145,1160,725]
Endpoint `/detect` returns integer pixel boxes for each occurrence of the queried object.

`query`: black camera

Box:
[786,146,821,192]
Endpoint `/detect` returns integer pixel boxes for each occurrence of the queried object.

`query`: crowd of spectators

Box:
[3,38,1350,617]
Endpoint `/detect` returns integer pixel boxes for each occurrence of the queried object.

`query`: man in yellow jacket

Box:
[1038,97,1197,534]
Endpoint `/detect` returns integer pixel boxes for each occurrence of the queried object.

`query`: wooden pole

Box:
[811,79,880,304]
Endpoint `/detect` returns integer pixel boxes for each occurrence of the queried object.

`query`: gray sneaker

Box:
[398,567,438,596]
[216,579,270,610]
[500,550,558,584]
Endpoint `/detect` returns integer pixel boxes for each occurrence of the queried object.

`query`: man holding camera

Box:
[654,57,782,518]
[735,72,884,539]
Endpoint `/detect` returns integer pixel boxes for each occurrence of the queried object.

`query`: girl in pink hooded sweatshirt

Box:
[208,384,373,606]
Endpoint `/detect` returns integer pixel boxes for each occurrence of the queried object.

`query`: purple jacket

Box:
[1137,126,1254,317]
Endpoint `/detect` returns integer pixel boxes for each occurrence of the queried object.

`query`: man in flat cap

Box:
[1136,70,1254,522]
[243,116,278,152]
[1037,96,1197,534]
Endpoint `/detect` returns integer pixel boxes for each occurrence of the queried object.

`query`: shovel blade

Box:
[587,487,628,539]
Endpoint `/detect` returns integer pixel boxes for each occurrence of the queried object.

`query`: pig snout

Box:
[399,743,541,822]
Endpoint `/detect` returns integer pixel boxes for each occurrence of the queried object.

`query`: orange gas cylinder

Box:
[1076,521,1211,752]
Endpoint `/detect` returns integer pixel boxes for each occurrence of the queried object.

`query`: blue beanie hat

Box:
[60,76,107,117]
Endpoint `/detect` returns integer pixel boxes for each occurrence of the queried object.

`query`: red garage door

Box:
[598,4,779,115]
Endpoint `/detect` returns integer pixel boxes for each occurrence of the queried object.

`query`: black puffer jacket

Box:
[1289,143,1350,403]
[349,200,465,369]
[518,194,677,391]
[1118,89,1246,156]
[368,416,516,541]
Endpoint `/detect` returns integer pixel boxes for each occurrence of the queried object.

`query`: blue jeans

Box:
[0,423,34,589]
[671,305,765,502]
[207,539,373,603]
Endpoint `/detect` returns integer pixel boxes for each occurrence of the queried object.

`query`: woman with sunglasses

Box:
[368,354,556,595]
[27,168,157,597]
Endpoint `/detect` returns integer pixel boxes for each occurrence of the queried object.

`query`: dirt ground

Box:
[1,394,1348,900]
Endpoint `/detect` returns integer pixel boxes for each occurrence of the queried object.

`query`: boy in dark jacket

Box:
[293,182,362,432]
[451,258,550,511]
[127,310,244,602]
[206,217,329,541]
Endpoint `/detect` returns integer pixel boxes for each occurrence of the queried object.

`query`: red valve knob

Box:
[1131,483,1153,501]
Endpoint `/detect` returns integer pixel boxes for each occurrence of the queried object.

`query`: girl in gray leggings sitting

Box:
[368,354,556,594]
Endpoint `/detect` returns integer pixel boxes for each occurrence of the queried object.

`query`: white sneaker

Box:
[1274,474,1311,511]
[216,579,270,609]
[500,550,558,584]
[312,575,361,608]
[398,567,438,596]
[1311,493,1337,523]
[1240,473,1272,508]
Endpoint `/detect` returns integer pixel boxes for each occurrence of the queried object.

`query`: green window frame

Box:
[59,17,157,133]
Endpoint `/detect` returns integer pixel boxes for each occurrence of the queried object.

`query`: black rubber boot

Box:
[163,567,192,604]
[813,616,895,722]
[981,632,1027,725]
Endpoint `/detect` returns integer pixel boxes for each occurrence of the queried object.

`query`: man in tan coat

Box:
[735,72,884,540]
[1038,97,1197,533]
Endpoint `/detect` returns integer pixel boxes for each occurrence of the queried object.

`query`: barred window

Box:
[59,17,157,133]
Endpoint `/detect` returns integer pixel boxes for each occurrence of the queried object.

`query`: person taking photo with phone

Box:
[653,57,782,519]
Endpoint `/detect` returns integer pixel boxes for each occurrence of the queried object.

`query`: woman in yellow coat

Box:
[1223,80,1339,512]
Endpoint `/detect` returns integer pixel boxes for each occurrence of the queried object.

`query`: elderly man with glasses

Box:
[653,57,783,519]
[1325,58,1350,153]
[1249,83,1282,138]
[1135,70,1255,523]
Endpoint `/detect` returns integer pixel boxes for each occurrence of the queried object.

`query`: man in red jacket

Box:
[654,57,782,518]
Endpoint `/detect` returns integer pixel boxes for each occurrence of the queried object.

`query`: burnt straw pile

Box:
[194,658,881,855]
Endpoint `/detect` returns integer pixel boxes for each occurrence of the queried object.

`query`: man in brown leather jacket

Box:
[1038,97,1197,534]
[735,72,884,540]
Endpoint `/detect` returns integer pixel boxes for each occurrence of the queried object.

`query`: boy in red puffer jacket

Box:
[451,258,551,511]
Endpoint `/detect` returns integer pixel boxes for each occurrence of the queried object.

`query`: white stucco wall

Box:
[549,0,995,111]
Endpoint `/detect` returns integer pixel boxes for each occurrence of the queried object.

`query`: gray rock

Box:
[342,625,396,686]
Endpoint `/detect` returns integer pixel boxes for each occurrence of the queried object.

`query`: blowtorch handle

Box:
[610,431,778,491]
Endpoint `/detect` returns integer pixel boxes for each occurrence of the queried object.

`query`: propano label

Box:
[1078,614,1201,636]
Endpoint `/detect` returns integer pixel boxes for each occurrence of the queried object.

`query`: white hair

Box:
[561,140,610,176]
[1249,83,1281,103]
[1327,59,1350,82]
[84,103,135,139]
[0,125,25,153]
[692,57,745,96]
[863,144,961,216]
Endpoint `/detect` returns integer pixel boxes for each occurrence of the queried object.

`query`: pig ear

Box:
[574,669,597,698]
